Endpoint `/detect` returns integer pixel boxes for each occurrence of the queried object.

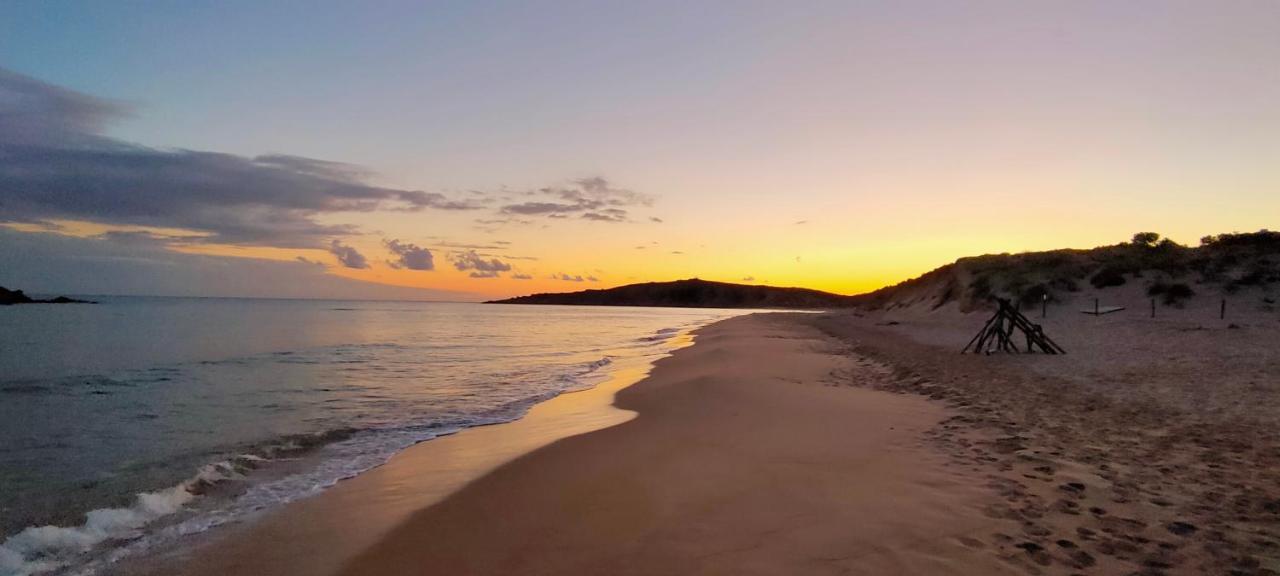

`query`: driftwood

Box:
[963,298,1066,355]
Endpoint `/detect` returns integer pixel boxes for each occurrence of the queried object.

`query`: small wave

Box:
[0,429,354,576]
[637,326,682,343]
[0,457,255,576]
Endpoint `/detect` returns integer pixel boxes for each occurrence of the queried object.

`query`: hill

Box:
[487,278,856,309]
[852,230,1280,313]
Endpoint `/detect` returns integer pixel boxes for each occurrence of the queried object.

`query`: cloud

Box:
[450,250,512,274]
[328,240,369,269]
[499,178,653,223]
[0,68,130,148]
[511,273,533,280]
[384,239,434,270]
[650,217,664,223]
[671,250,684,255]
[434,241,510,250]
[581,208,628,222]
[554,273,585,282]
[0,67,481,248]
[90,230,205,245]
[794,220,809,225]
[586,275,599,282]
[742,276,755,281]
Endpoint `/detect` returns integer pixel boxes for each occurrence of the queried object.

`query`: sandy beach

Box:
[117,313,1023,575]
[115,303,1280,576]
[336,313,1018,575]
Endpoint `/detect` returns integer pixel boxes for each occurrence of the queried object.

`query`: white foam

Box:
[0,482,198,576]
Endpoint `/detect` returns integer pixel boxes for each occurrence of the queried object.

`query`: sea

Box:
[0,297,748,575]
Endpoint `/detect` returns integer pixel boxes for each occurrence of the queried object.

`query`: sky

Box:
[1,1,1278,300]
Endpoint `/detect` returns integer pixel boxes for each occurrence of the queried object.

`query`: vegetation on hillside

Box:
[856,230,1280,311]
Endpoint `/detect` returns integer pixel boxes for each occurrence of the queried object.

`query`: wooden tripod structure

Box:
[963,298,1066,355]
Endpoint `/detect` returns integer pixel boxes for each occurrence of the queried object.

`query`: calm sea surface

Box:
[0,297,747,575]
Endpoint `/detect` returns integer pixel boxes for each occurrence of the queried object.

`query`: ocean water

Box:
[0,297,746,575]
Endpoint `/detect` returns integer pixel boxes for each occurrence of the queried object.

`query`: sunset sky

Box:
[2,1,1278,300]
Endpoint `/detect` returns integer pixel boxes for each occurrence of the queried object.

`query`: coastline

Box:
[332,312,1019,574]
[125,307,1263,575]
[131,312,1021,576]
[109,324,709,576]
[110,305,1278,575]
[111,312,1023,575]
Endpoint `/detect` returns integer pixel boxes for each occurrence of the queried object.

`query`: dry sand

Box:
[811,293,1280,575]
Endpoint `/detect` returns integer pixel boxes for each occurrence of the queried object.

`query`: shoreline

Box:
[122,309,1236,575]
[113,311,1023,575]
[326,313,1016,575]
[110,326,709,576]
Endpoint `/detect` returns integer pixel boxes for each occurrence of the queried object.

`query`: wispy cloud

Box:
[499,177,654,223]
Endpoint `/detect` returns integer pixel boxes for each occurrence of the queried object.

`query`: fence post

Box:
[1151,297,1155,318]
[1221,298,1226,320]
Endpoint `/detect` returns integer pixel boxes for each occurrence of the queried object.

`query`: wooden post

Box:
[1151,298,1155,318]
[1094,298,1099,316]
[1221,298,1226,320]
[1042,293,1047,319]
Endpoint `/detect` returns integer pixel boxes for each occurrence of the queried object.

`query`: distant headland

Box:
[486,278,857,309]
[0,286,95,305]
